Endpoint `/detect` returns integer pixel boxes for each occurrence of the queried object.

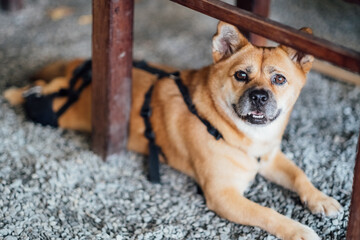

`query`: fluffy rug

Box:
[0,0,359,239]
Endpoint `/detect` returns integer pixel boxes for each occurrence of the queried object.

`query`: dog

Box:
[4,22,342,239]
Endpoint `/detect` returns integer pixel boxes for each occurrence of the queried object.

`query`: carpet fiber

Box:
[0,0,359,239]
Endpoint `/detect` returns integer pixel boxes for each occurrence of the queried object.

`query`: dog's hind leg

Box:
[203,182,320,240]
[3,80,49,106]
[3,86,29,105]
[259,150,342,217]
[3,76,70,106]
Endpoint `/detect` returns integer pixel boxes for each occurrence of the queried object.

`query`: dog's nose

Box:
[249,89,269,105]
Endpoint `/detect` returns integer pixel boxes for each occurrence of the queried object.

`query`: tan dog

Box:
[4,22,342,239]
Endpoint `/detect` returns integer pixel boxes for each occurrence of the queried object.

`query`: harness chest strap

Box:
[135,60,223,183]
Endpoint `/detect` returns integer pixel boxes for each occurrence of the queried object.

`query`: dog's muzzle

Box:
[233,88,281,125]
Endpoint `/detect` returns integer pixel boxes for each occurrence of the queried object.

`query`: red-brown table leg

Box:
[0,0,23,11]
[347,133,360,239]
[236,0,270,46]
[92,0,134,159]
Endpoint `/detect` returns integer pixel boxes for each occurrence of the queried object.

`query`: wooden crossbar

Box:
[170,0,360,73]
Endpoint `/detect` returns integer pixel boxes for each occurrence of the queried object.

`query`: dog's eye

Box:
[234,70,249,82]
[272,74,287,85]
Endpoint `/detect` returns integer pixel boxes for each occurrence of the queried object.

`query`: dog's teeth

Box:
[252,115,264,119]
[246,113,265,119]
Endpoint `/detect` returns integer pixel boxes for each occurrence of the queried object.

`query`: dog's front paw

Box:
[302,191,342,217]
[288,227,320,240]
[281,223,320,240]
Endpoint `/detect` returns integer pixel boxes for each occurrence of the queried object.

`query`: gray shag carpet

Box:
[0,0,359,239]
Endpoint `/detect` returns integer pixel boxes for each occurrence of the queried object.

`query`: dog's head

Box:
[209,21,314,126]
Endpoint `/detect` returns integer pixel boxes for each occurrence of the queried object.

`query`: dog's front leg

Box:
[259,150,342,216]
[203,181,320,240]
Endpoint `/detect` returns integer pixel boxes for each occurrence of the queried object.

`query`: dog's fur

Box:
[4,22,342,239]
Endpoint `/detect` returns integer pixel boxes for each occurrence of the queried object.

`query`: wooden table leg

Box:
[92,0,134,159]
[347,133,360,239]
[236,0,270,46]
[0,0,23,11]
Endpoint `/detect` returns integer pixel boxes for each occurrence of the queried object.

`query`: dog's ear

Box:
[212,21,249,63]
[280,27,314,74]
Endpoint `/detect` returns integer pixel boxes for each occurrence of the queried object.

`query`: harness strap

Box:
[140,85,161,183]
[133,60,171,79]
[55,60,92,118]
[135,61,223,183]
[136,60,175,183]
[172,74,223,140]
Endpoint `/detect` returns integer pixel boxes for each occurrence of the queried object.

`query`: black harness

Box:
[134,60,223,183]
[23,60,225,184]
[135,61,261,183]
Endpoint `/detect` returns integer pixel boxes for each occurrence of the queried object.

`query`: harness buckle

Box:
[169,71,180,80]
[22,86,43,98]
[145,129,155,140]
[140,106,152,118]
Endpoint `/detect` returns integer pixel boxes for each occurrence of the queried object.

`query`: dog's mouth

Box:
[232,105,281,125]
[242,110,281,125]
